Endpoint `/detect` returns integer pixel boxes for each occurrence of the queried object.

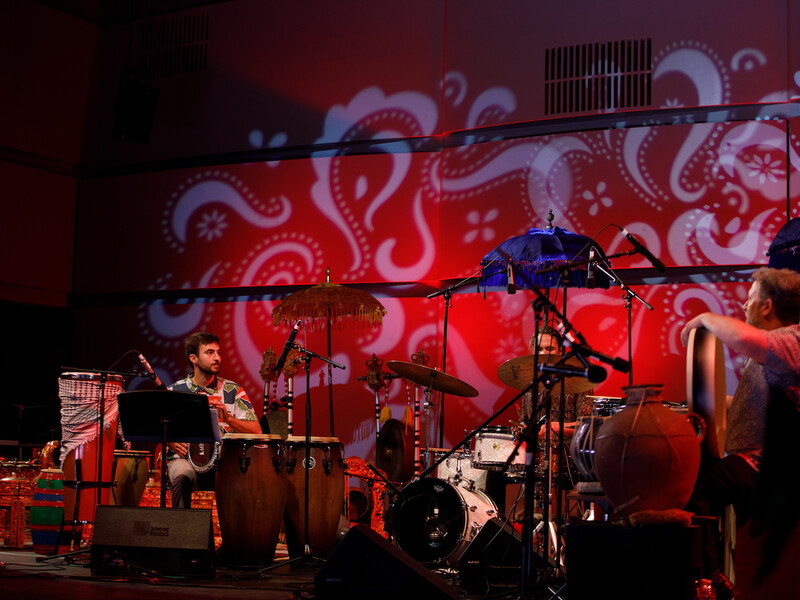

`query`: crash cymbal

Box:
[386,360,478,397]
[497,354,595,394]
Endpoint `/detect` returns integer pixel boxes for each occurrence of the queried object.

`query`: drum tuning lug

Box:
[239,455,251,475]
[272,456,282,473]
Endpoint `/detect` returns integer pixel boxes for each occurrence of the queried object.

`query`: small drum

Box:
[590,396,624,416]
[473,426,524,472]
[187,441,221,474]
[29,469,65,555]
[110,450,150,506]
[570,416,607,481]
[392,477,498,565]
[284,436,345,559]
[215,434,287,565]
[430,448,487,490]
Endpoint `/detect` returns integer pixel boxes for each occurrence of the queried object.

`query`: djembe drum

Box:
[58,372,124,541]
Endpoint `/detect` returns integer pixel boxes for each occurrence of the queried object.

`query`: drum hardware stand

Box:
[291,345,345,562]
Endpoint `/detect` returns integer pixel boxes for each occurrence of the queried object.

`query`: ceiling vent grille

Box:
[136,12,209,79]
[545,38,652,115]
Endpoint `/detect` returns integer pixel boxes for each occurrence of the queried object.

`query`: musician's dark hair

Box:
[753,267,800,324]
[530,325,563,349]
[185,332,221,366]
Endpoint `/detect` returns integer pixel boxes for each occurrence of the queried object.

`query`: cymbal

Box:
[497,354,595,394]
[386,360,478,397]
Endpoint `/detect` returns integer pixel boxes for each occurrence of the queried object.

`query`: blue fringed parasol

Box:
[768,217,800,273]
[480,226,611,289]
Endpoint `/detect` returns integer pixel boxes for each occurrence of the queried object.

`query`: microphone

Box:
[586,247,596,289]
[539,361,607,384]
[618,225,666,272]
[506,262,517,294]
[557,326,631,373]
[138,353,166,389]
[275,320,302,372]
[424,505,447,547]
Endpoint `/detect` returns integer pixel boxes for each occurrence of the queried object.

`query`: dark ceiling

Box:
[33,0,230,26]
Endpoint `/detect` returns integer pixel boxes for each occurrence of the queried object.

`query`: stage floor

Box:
[0,545,538,600]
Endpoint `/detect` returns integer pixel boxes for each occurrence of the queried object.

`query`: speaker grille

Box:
[136,12,209,79]
[545,38,652,115]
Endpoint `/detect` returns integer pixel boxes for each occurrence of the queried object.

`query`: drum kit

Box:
[375,354,615,571]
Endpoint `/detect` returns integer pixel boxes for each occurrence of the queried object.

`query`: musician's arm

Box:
[681,313,768,363]
[227,415,262,434]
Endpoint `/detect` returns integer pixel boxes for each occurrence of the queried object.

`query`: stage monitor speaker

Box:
[315,524,459,600]
[91,505,214,576]
[458,517,523,594]
[565,522,701,600]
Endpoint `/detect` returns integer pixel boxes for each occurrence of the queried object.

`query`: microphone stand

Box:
[594,261,653,386]
[427,271,491,448]
[295,345,345,560]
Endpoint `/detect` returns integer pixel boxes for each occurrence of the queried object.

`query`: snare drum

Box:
[284,436,345,559]
[430,448,487,490]
[392,477,498,565]
[215,434,287,565]
[473,426,524,472]
[590,396,624,416]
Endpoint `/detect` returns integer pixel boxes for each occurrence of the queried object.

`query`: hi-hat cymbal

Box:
[497,354,595,394]
[386,361,478,397]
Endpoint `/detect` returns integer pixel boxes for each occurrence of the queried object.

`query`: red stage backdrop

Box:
[71,2,800,462]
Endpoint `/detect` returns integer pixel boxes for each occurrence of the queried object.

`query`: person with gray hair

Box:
[681,267,800,599]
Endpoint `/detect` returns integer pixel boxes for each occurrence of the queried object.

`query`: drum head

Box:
[391,478,465,564]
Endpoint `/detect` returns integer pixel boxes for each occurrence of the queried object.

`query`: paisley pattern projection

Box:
[77,36,797,458]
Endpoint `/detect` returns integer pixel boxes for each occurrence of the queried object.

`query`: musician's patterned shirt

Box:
[168,375,258,434]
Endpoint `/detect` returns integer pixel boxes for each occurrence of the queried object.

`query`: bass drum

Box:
[376,419,414,483]
[392,477,498,566]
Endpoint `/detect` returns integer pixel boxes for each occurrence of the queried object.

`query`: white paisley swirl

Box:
[375,191,435,281]
[653,48,725,203]
[172,180,291,244]
[146,263,221,337]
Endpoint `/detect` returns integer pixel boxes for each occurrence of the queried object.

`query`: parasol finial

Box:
[545,209,554,229]
[325,267,331,284]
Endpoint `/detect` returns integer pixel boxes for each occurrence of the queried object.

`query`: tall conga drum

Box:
[283,436,345,559]
[215,434,287,565]
[58,372,123,539]
[109,450,150,506]
[29,469,65,554]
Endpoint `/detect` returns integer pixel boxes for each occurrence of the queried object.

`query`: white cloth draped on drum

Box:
[58,373,123,468]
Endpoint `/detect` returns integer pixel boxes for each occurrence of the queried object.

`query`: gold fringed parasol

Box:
[271,268,387,436]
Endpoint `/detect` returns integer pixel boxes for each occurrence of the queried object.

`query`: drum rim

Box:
[59,372,126,384]
[285,435,341,443]
[222,433,283,441]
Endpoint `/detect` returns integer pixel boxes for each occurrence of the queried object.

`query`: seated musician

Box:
[166,332,261,508]
[520,326,594,438]
[681,267,800,600]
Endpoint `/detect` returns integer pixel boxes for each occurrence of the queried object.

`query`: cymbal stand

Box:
[426,267,499,448]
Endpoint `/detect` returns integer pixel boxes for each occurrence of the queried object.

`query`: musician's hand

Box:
[214,405,229,424]
[168,442,188,457]
[680,314,706,347]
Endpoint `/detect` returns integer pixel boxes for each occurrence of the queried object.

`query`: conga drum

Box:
[58,372,123,537]
[109,450,150,506]
[284,436,345,559]
[215,434,287,565]
[29,469,65,554]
